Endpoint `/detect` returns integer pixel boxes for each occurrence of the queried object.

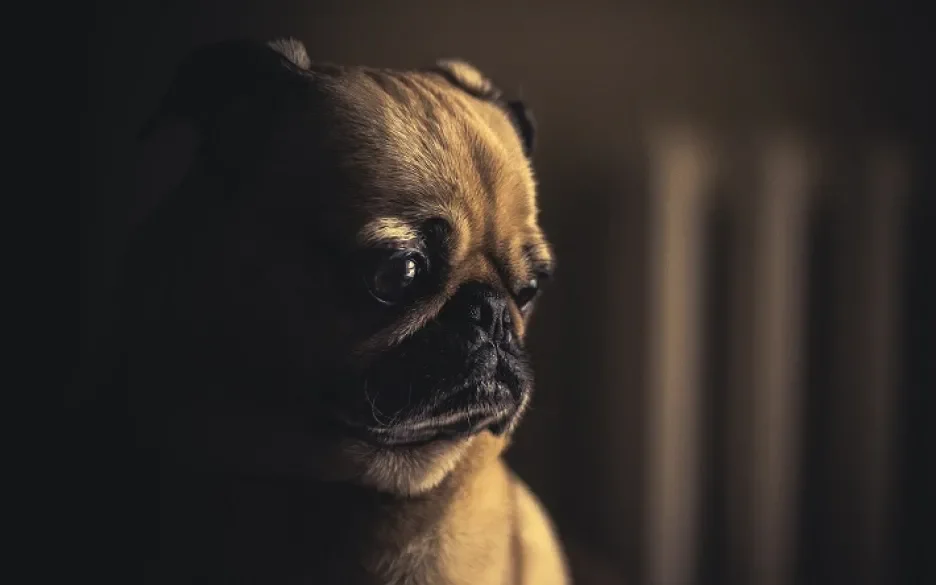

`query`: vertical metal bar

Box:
[644,126,712,585]
[746,137,810,585]
[854,144,908,585]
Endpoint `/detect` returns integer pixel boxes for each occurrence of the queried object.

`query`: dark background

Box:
[80,1,933,584]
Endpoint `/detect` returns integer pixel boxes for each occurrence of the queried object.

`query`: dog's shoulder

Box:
[511,471,570,585]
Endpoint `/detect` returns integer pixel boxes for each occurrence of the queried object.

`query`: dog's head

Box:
[126,38,551,495]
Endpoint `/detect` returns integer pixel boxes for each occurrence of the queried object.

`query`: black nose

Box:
[443,282,513,345]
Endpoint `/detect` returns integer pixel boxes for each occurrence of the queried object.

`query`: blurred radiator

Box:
[637,126,908,585]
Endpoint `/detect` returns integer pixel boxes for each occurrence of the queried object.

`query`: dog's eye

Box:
[368,250,424,305]
[515,278,540,311]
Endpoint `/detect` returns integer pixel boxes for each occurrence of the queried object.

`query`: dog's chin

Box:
[332,387,530,496]
[339,434,476,496]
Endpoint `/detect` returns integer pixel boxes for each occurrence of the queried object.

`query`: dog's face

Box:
[127,39,552,495]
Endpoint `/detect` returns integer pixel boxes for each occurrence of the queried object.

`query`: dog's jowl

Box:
[117,37,568,585]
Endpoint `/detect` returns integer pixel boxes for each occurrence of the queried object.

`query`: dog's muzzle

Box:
[334,282,532,447]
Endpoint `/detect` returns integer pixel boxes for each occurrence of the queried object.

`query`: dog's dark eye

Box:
[515,264,553,311]
[515,278,540,311]
[368,250,424,305]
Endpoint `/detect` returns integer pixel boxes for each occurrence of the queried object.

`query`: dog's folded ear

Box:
[139,38,311,140]
[430,59,536,158]
[432,59,503,102]
[130,38,311,231]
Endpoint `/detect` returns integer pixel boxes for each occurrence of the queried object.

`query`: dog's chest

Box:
[330,505,515,585]
[358,535,513,585]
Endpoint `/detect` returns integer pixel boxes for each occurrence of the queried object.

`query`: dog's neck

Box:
[137,433,517,585]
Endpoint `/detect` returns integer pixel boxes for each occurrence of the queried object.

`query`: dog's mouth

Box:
[325,335,533,448]
[338,402,515,448]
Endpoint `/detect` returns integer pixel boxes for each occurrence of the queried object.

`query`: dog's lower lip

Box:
[345,408,512,447]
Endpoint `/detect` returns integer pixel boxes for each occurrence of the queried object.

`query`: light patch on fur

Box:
[358,217,419,247]
[344,437,474,496]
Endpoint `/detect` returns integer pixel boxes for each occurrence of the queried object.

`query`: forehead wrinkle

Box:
[428,102,523,262]
[361,80,483,210]
[481,153,541,278]
[431,98,539,290]
[349,72,495,263]
[321,74,442,202]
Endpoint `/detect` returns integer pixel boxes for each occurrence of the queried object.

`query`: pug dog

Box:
[115,37,568,585]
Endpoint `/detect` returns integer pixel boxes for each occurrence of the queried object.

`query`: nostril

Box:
[473,302,495,330]
[445,282,511,339]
